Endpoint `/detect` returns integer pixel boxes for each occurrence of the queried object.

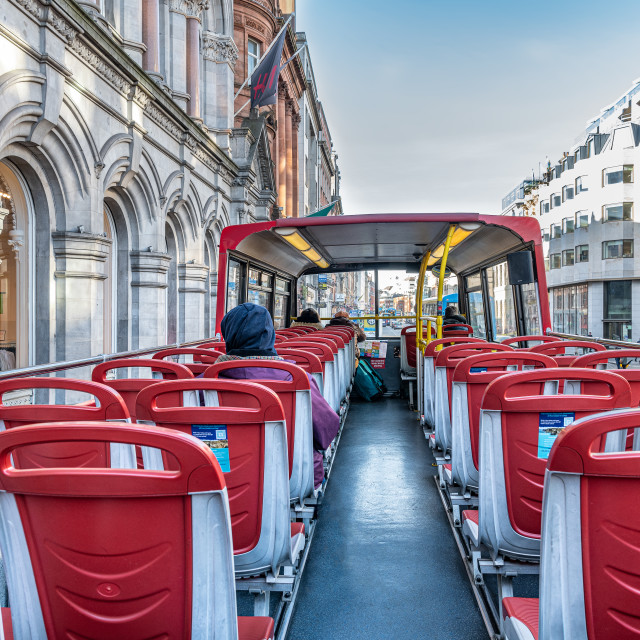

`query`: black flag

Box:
[250,28,286,109]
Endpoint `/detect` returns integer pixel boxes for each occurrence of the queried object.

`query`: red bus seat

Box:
[205,360,314,506]
[479,369,631,561]
[281,340,339,412]
[423,337,486,427]
[0,378,132,469]
[275,334,287,344]
[319,327,356,378]
[433,342,512,452]
[451,352,557,492]
[441,323,474,337]
[400,325,433,375]
[135,379,303,579]
[0,421,274,639]
[527,340,606,366]
[152,348,224,375]
[276,348,324,393]
[501,335,562,348]
[503,409,640,640]
[92,358,194,420]
[275,329,308,338]
[199,340,226,352]
[314,332,349,398]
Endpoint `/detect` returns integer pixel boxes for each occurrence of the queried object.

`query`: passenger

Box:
[291,308,324,331]
[327,310,366,342]
[442,305,466,329]
[217,303,339,488]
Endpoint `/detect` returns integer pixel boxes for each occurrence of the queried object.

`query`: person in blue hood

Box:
[217,303,339,488]
[220,302,279,357]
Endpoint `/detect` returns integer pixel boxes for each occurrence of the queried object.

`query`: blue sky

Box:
[296,0,640,214]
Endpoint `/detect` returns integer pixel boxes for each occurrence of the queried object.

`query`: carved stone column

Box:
[142,0,161,78]
[178,263,208,341]
[167,0,189,110]
[130,251,171,349]
[185,2,208,120]
[51,232,111,362]
[292,110,301,218]
[277,85,287,215]
[202,31,239,150]
[285,100,294,219]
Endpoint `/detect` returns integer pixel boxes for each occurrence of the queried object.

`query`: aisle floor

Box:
[287,398,488,640]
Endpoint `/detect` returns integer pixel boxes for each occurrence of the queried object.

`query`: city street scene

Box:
[0,0,638,639]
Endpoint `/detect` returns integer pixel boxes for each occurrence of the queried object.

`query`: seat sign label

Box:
[192,425,230,472]
[470,367,487,373]
[538,412,574,459]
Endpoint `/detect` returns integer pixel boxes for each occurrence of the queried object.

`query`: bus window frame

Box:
[225,251,294,326]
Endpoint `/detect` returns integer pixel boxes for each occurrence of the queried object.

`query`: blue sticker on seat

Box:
[538,412,574,459]
[192,425,230,472]
[470,367,487,373]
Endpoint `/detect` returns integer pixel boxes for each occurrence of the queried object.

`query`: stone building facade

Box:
[0,0,325,373]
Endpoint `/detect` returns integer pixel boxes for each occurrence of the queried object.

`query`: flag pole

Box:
[234,99,251,118]
[234,13,294,101]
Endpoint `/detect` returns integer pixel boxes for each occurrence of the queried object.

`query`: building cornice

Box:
[10,0,238,174]
[202,31,239,65]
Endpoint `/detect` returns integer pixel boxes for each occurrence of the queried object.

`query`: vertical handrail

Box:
[415,251,431,353]
[436,225,456,342]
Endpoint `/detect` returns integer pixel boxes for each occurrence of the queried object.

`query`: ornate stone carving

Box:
[132,86,152,109]
[15,0,43,21]
[292,111,301,129]
[144,103,183,140]
[49,8,78,43]
[169,0,209,17]
[245,18,266,34]
[202,32,239,65]
[70,37,132,95]
[285,100,294,116]
[94,161,105,179]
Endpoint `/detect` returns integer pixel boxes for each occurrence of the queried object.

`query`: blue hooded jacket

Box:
[220,303,278,356]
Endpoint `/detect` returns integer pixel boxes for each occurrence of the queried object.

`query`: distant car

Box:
[391,320,402,329]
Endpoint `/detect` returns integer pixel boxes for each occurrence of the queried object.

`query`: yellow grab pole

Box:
[415,251,430,353]
[436,225,456,342]
[426,319,433,344]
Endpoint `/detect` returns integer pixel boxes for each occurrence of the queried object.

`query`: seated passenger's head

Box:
[444,305,458,318]
[220,303,277,356]
[297,308,320,324]
[334,310,349,319]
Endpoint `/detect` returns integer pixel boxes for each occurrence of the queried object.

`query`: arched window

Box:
[165,222,179,344]
[103,207,117,353]
[0,162,31,371]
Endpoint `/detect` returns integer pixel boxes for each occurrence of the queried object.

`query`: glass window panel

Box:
[247,289,269,308]
[603,240,634,259]
[562,185,574,201]
[467,291,486,339]
[575,176,588,193]
[260,272,272,289]
[297,270,376,334]
[275,277,289,293]
[521,282,541,335]
[379,269,422,336]
[550,254,561,269]
[624,165,634,183]
[562,249,574,266]
[605,280,631,320]
[273,294,288,329]
[562,217,574,233]
[553,288,563,332]
[540,201,550,214]
[604,203,633,222]
[576,245,589,262]
[575,211,589,228]
[248,268,259,286]
[465,273,482,290]
[486,261,517,339]
[227,259,242,310]
[577,284,588,335]
[551,224,561,239]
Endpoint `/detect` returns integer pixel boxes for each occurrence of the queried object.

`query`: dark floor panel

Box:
[288,398,488,640]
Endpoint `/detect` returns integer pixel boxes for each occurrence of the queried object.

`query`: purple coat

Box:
[218,365,339,487]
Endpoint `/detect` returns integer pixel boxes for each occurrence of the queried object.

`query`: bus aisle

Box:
[288,397,487,640]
